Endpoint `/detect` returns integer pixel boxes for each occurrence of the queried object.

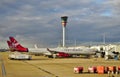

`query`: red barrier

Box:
[97,66,105,74]
[108,66,116,74]
[88,66,97,73]
[74,67,83,73]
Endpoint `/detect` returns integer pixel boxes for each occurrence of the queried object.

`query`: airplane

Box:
[7,36,50,56]
[7,36,98,58]
[0,48,8,52]
[46,47,98,58]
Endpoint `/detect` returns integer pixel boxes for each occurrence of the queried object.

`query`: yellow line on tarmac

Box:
[0,55,6,77]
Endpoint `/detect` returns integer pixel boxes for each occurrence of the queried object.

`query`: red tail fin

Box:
[7,36,28,52]
[7,40,16,51]
[9,36,18,44]
[7,40,12,48]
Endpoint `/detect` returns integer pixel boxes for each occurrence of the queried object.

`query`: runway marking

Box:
[0,55,6,77]
[22,61,58,77]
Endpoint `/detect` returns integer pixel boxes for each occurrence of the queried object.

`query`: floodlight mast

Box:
[61,16,68,47]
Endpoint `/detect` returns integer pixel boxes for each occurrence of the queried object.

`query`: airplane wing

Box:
[47,48,59,54]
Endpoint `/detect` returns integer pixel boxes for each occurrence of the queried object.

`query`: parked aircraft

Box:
[47,47,97,58]
[0,48,8,52]
[7,36,98,58]
[7,37,49,56]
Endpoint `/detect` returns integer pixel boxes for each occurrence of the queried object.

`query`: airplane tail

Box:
[7,40,12,48]
[7,40,15,51]
[7,36,28,52]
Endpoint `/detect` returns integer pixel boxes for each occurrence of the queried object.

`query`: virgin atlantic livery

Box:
[46,47,97,58]
[7,37,28,52]
[7,36,98,58]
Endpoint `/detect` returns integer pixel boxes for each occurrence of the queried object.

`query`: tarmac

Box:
[0,52,120,77]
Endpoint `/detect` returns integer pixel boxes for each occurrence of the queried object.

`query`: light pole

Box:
[61,16,68,47]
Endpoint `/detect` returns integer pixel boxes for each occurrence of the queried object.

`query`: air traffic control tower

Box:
[61,16,68,47]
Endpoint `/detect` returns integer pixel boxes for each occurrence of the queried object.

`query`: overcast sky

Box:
[0,0,120,48]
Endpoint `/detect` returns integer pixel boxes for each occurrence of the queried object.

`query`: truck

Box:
[8,52,32,60]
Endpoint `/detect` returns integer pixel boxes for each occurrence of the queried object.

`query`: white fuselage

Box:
[27,47,97,56]
[48,47,97,55]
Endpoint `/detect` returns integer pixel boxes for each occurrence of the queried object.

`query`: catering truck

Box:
[8,52,32,60]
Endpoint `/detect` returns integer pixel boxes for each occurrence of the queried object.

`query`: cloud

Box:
[0,0,120,48]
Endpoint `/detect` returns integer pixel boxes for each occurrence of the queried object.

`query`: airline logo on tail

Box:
[7,40,15,51]
[7,36,28,52]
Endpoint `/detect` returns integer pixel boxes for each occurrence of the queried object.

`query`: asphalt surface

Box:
[0,52,120,77]
[0,54,6,77]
